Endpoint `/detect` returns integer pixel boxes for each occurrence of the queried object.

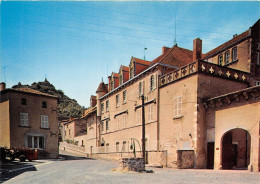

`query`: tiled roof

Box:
[151,45,193,68]
[9,88,58,98]
[96,82,108,93]
[90,95,96,100]
[203,30,250,59]
[83,105,97,118]
[134,57,151,66]
[121,65,129,72]
[112,72,119,78]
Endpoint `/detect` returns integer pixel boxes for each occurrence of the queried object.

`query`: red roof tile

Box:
[203,30,250,59]
[12,88,58,98]
[133,57,151,66]
[96,82,108,93]
[151,45,193,68]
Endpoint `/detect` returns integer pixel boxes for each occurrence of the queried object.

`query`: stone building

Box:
[84,19,260,172]
[0,83,59,158]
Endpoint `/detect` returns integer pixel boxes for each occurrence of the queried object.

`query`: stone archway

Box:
[221,128,251,170]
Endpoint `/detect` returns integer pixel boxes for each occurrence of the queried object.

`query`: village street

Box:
[1,150,259,184]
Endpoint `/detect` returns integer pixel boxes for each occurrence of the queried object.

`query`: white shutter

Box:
[154,73,157,90]
[24,113,28,126]
[45,116,49,128]
[20,113,24,126]
[41,115,44,128]
[148,76,151,92]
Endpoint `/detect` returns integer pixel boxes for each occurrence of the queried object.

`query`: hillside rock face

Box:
[12,79,85,120]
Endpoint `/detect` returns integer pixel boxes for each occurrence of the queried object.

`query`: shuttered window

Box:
[173,96,182,117]
[20,113,29,126]
[41,115,49,128]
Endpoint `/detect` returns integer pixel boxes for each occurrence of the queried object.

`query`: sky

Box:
[1,1,259,107]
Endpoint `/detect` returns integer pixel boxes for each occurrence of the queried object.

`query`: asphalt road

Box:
[2,151,260,184]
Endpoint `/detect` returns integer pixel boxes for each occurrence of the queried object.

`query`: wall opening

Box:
[221,128,251,170]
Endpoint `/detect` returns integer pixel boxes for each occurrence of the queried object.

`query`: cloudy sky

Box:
[1,1,259,107]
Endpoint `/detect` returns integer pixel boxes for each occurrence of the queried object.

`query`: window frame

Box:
[232,47,237,61]
[123,90,127,104]
[41,115,49,129]
[138,81,144,97]
[218,54,223,65]
[116,94,120,107]
[101,103,104,114]
[20,112,29,127]
[173,96,183,118]
[28,136,45,149]
[106,120,109,131]
[225,51,230,65]
[119,75,123,85]
[106,100,109,112]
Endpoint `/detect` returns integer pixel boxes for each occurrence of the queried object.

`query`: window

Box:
[111,81,114,90]
[122,114,127,129]
[136,108,142,125]
[106,143,109,153]
[173,96,182,117]
[101,121,104,131]
[106,120,109,131]
[150,75,155,91]
[116,116,120,130]
[232,47,237,61]
[123,90,127,103]
[116,94,120,107]
[147,104,154,122]
[119,75,123,85]
[218,54,223,65]
[82,140,84,146]
[116,142,119,152]
[41,115,49,128]
[69,129,70,135]
[106,100,109,112]
[21,98,27,105]
[130,67,134,78]
[225,51,230,65]
[28,136,45,149]
[101,103,104,113]
[256,81,260,86]
[122,141,126,152]
[20,113,29,126]
[138,81,144,96]
[42,101,47,108]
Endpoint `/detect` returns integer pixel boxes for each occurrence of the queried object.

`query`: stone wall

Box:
[177,150,194,169]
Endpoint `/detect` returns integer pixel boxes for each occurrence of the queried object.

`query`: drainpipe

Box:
[245,131,248,168]
[157,74,160,151]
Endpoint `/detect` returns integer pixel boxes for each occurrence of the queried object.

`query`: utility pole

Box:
[141,95,146,162]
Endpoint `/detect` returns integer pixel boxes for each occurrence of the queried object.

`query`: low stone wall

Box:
[91,151,167,167]
[119,158,145,172]
[59,141,86,155]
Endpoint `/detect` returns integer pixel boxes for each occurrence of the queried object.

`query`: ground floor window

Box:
[28,136,45,149]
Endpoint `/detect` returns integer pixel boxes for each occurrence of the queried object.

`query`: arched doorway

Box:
[221,128,251,170]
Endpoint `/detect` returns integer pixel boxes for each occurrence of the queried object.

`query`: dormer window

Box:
[130,67,134,79]
[225,51,230,65]
[232,47,237,61]
[218,55,223,65]
[119,75,123,85]
[111,81,114,90]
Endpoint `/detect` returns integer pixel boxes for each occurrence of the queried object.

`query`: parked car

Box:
[0,147,6,160]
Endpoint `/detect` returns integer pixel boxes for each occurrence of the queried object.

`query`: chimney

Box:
[193,38,202,61]
[0,82,6,91]
[162,46,170,54]
[90,96,97,107]
[233,34,237,38]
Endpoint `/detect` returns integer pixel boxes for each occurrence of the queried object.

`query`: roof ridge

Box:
[157,45,177,63]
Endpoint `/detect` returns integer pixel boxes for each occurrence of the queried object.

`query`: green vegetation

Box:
[12,79,85,119]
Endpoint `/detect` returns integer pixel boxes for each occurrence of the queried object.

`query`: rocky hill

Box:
[12,79,85,120]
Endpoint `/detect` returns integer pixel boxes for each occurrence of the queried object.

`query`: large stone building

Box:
[82,19,260,172]
[0,83,59,158]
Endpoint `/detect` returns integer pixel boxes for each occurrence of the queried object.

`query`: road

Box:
[2,151,260,184]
